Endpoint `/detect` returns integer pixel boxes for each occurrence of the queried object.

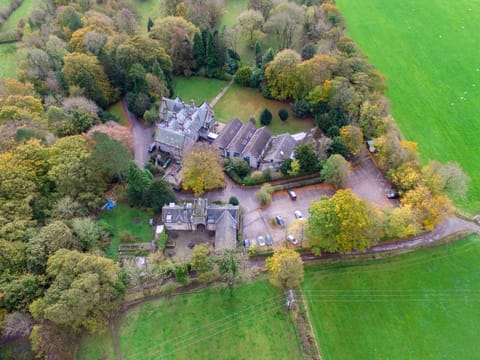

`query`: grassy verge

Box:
[78,279,303,360]
[172,76,229,105]
[107,101,128,126]
[302,234,480,360]
[214,83,313,135]
[99,203,154,259]
[336,0,480,212]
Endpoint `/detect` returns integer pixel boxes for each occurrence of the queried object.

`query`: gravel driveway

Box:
[123,99,155,168]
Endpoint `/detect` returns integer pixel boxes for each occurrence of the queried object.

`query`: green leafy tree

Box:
[306,190,380,254]
[265,248,304,289]
[29,249,125,333]
[278,108,288,121]
[294,143,317,173]
[320,154,351,189]
[144,179,176,212]
[235,66,252,87]
[265,49,301,100]
[48,136,104,210]
[192,32,205,69]
[260,108,272,126]
[26,221,80,274]
[254,41,262,67]
[280,158,292,176]
[70,217,106,251]
[127,162,153,206]
[91,132,132,183]
[292,99,310,118]
[191,243,215,281]
[217,250,241,288]
[229,196,239,206]
[256,183,274,205]
[1,275,43,312]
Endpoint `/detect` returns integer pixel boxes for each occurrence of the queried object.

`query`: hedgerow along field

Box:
[336,0,480,212]
[302,235,480,360]
[77,279,303,360]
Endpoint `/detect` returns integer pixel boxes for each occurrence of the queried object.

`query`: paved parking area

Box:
[241,185,334,250]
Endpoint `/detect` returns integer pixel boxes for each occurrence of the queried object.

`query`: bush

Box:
[229,196,239,206]
[278,108,289,121]
[235,66,252,87]
[256,183,274,205]
[260,108,272,126]
[292,99,310,118]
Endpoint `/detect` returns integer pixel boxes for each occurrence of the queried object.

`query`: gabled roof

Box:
[243,127,272,158]
[214,211,237,252]
[206,204,239,225]
[262,133,297,163]
[228,121,257,154]
[155,127,185,149]
[214,118,243,148]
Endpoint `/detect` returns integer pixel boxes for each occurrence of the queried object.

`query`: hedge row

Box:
[0,0,24,27]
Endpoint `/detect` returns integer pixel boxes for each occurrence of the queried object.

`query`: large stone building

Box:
[214,118,297,171]
[155,97,216,160]
[162,198,239,251]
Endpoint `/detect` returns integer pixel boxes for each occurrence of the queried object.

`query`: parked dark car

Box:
[287,189,297,200]
[162,157,172,169]
[275,215,285,227]
[148,142,156,153]
[387,191,400,199]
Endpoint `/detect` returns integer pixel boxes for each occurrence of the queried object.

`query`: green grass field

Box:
[77,279,303,360]
[0,43,19,78]
[99,203,154,259]
[219,0,247,28]
[214,83,313,135]
[336,0,480,212]
[302,235,480,359]
[172,76,228,105]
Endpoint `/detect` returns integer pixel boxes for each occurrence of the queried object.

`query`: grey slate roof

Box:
[243,127,272,158]
[214,211,237,252]
[262,133,297,163]
[228,121,257,154]
[214,118,243,149]
[206,205,239,225]
[155,127,185,149]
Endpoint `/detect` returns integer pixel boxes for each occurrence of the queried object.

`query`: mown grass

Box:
[107,101,128,126]
[130,0,162,29]
[172,76,229,105]
[76,330,115,360]
[0,0,34,31]
[78,279,303,360]
[214,83,313,135]
[99,203,154,259]
[219,0,247,28]
[336,0,480,212]
[302,235,480,360]
[0,43,19,78]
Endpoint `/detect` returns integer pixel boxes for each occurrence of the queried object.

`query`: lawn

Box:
[219,0,247,28]
[302,235,480,360]
[77,279,303,360]
[214,83,313,135]
[99,203,154,259]
[107,101,128,126]
[172,76,228,105]
[336,0,480,212]
[0,0,35,31]
[131,0,162,30]
[0,43,18,79]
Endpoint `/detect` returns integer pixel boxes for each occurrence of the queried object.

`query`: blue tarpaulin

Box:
[105,200,116,211]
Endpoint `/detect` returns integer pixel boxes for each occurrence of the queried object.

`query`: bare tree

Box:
[264,2,305,50]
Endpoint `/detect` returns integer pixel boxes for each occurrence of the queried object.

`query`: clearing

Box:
[99,203,154,259]
[302,235,480,359]
[214,83,313,135]
[77,279,303,360]
[336,0,480,212]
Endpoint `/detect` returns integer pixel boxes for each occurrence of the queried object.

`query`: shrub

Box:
[292,99,310,118]
[229,196,239,206]
[260,108,272,126]
[235,66,252,87]
[256,183,274,205]
[278,108,289,121]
